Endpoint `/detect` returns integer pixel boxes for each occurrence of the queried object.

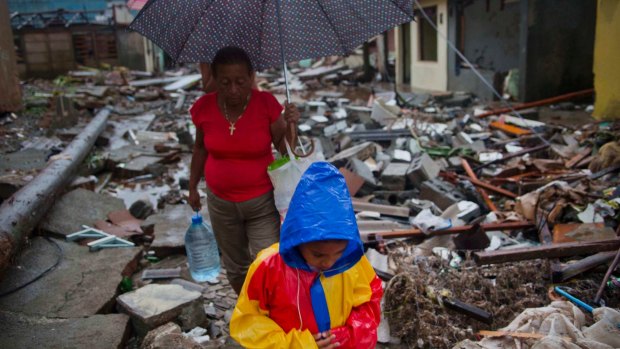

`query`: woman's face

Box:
[214,63,254,107]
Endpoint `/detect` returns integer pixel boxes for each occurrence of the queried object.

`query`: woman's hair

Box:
[211,46,253,77]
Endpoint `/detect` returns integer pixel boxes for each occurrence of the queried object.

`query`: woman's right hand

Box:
[313,331,339,349]
[188,189,202,212]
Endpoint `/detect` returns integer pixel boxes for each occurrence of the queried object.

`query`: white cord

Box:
[297,268,303,330]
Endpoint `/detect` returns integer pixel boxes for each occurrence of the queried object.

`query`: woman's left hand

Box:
[283,101,300,125]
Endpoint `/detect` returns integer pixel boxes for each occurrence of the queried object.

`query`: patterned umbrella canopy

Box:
[129,0,414,71]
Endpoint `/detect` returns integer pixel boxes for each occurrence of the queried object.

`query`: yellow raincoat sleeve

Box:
[229,245,318,349]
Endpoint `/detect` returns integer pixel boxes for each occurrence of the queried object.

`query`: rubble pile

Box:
[383,252,620,348]
[1,54,619,349]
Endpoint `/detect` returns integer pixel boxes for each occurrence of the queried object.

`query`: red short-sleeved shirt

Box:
[190,89,283,202]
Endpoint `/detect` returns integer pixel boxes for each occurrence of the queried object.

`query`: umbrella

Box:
[129,0,414,90]
[129,0,415,155]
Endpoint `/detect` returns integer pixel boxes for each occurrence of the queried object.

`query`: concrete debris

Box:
[1,48,618,349]
[117,283,205,336]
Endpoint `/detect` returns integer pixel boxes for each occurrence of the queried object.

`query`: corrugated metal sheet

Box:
[0,0,22,112]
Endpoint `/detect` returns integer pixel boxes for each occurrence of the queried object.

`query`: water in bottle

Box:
[185,212,221,282]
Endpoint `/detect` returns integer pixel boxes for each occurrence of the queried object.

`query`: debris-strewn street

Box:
[1,1,619,349]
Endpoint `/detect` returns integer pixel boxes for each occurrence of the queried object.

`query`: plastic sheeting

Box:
[453,301,620,349]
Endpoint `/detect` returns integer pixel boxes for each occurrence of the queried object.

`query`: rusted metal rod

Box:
[458,175,517,199]
[476,89,594,118]
[461,159,498,211]
[474,239,620,265]
[593,246,620,304]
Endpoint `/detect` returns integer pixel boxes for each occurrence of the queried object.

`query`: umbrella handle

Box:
[288,123,315,158]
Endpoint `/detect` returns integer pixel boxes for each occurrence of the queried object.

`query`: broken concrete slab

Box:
[107,113,157,150]
[0,237,140,318]
[141,322,203,349]
[40,188,126,237]
[108,209,144,234]
[163,74,202,91]
[117,284,205,336]
[0,148,49,172]
[144,204,197,257]
[0,311,131,349]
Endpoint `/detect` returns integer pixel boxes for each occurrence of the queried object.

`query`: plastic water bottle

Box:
[185,212,220,282]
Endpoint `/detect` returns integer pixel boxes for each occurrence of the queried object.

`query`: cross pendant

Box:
[229,123,236,135]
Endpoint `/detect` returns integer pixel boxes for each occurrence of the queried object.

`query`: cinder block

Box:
[407,152,440,188]
[419,179,466,210]
[380,163,409,191]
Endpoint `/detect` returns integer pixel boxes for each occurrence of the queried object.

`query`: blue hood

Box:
[279,162,363,277]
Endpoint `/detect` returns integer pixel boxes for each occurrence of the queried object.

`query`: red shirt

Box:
[190,89,283,202]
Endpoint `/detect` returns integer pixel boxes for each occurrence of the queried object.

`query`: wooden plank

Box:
[474,239,620,265]
[565,147,591,168]
[552,222,609,243]
[478,330,571,341]
[351,200,410,218]
[551,252,617,282]
[367,221,535,240]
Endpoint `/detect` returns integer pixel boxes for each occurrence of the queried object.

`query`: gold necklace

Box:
[222,94,250,136]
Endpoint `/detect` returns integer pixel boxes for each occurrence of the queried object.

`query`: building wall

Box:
[117,30,148,71]
[593,0,620,120]
[447,0,521,100]
[20,30,74,78]
[523,0,596,102]
[410,0,449,91]
[0,0,22,112]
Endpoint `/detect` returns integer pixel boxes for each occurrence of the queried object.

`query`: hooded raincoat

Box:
[230,162,383,349]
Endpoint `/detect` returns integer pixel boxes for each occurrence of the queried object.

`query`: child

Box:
[230,162,383,348]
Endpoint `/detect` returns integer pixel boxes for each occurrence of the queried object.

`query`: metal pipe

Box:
[476,89,594,119]
[0,107,110,277]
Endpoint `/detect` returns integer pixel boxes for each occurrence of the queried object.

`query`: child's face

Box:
[298,240,348,272]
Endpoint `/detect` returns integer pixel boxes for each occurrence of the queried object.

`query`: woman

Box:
[188,46,300,294]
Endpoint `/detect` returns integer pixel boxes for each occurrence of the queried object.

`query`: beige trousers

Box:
[206,188,280,294]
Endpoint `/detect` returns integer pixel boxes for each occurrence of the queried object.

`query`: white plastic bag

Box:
[268,141,312,215]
